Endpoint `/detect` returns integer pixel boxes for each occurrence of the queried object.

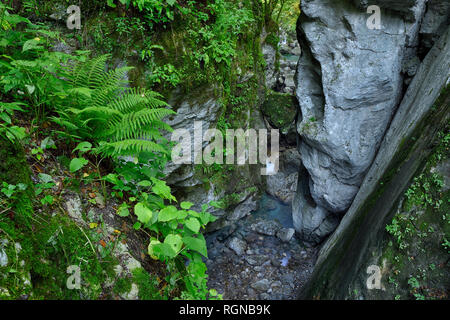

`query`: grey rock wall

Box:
[293,0,430,244]
[301,22,450,299]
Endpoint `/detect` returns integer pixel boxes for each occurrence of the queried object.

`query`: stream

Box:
[205,194,318,300]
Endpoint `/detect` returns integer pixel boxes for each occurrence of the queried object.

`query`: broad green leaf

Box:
[117,203,130,217]
[69,157,88,173]
[133,222,142,230]
[164,234,183,255]
[158,205,178,222]
[182,235,208,258]
[200,211,217,225]
[176,210,187,220]
[134,203,152,224]
[148,238,161,260]
[137,180,152,187]
[185,217,200,233]
[152,242,177,259]
[187,210,200,218]
[41,195,54,205]
[107,0,116,8]
[103,173,119,185]
[150,177,176,201]
[73,141,92,154]
[180,201,194,210]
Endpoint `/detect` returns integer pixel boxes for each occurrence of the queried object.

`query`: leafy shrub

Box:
[0,2,74,122]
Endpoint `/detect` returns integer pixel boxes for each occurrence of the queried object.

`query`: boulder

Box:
[292,173,339,245]
[163,85,222,186]
[228,237,247,256]
[261,92,298,136]
[276,228,295,242]
[266,148,301,203]
[251,279,270,292]
[250,220,281,236]
[227,196,257,221]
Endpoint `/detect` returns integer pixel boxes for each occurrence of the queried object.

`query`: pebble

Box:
[276,228,295,242]
[227,237,247,256]
[260,293,271,300]
[251,279,270,292]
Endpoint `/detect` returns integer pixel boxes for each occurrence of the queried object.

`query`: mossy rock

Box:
[0,137,32,191]
[261,91,298,134]
[0,137,34,223]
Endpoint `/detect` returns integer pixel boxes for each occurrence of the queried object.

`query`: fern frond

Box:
[58,54,175,159]
[97,139,169,157]
[76,106,122,118]
[115,108,175,133]
[70,54,110,88]
[112,124,168,141]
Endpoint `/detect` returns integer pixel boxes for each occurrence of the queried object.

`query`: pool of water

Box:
[281,53,299,63]
[251,193,294,229]
[205,193,317,300]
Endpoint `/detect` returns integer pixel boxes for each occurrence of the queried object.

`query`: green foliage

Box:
[0,2,74,122]
[131,268,167,299]
[186,0,255,79]
[404,173,444,211]
[108,0,180,26]
[383,125,450,300]
[271,0,301,32]
[104,161,219,299]
[52,54,175,159]
[0,0,263,300]
[1,214,118,299]
[0,102,27,143]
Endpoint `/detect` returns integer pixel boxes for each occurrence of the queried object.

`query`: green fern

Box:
[54,54,175,158]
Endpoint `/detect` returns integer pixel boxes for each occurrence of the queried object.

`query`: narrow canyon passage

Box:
[205,194,318,300]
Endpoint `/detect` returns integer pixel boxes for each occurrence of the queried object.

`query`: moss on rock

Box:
[261,91,298,134]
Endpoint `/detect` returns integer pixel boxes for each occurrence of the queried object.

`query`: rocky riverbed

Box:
[205,194,318,300]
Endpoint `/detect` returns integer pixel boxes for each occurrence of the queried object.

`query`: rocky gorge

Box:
[205,0,450,299]
[0,0,449,301]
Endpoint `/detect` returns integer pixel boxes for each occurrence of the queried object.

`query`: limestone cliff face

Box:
[292,0,449,244]
[297,2,450,298]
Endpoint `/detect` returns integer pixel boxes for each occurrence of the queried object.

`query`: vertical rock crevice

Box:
[301,24,450,298]
[292,0,434,245]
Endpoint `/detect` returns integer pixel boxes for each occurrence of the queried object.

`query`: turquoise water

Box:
[251,193,294,229]
[281,53,299,62]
